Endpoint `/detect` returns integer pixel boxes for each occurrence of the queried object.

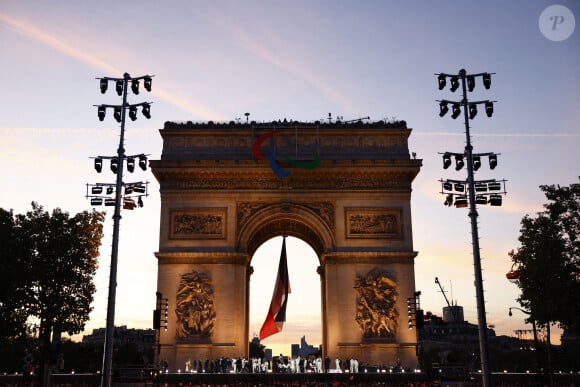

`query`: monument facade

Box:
[150,119,422,370]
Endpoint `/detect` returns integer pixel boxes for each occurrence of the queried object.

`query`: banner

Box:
[259,237,291,340]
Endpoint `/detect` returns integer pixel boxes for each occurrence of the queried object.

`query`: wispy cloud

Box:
[207,11,352,112]
[0,13,224,121]
[0,13,121,75]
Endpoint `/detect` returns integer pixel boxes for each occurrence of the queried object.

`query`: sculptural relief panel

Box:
[354,268,399,339]
[175,270,216,341]
[345,207,403,239]
[170,208,227,239]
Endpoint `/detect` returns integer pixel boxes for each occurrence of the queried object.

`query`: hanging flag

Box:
[259,236,291,340]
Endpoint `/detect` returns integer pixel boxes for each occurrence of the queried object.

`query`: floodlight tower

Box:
[436,69,506,387]
[88,72,153,387]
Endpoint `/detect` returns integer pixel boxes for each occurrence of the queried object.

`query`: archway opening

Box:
[249,236,322,358]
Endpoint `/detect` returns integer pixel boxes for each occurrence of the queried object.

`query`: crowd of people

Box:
[171,355,371,374]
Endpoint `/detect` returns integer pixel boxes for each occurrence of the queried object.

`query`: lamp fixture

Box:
[485,101,494,117]
[469,104,477,119]
[488,153,497,169]
[442,152,452,169]
[131,79,139,94]
[451,103,461,119]
[438,74,446,90]
[110,158,118,174]
[139,155,147,171]
[114,107,122,123]
[454,195,468,208]
[133,184,146,194]
[475,182,487,192]
[467,76,475,92]
[443,181,452,191]
[142,103,151,119]
[106,186,114,195]
[489,194,502,206]
[98,106,106,121]
[91,198,103,206]
[94,158,103,173]
[123,198,136,210]
[104,198,116,206]
[455,155,464,171]
[143,76,152,92]
[475,195,487,205]
[439,101,449,117]
[482,73,491,89]
[444,194,453,206]
[129,106,138,121]
[450,76,459,92]
[100,79,108,94]
[488,181,501,191]
[115,79,123,96]
[473,155,481,171]
[454,182,465,192]
[91,186,103,195]
[127,157,135,172]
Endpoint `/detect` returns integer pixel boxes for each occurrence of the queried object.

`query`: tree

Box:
[508,182,580,331]
[0,202,105,382]
[0,208,29,344]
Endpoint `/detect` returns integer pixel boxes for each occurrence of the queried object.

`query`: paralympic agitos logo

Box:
[251,129,320,178]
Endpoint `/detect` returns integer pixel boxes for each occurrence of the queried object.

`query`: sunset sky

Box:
[1,1,578,358]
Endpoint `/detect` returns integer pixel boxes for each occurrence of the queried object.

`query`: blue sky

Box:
[1,1,578,356]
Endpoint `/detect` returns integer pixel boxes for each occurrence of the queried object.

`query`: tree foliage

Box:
[508,182,580,330]
[0,202,105,345]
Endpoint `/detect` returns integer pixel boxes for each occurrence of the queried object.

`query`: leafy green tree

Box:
[0,202,105,381]
[0,208,30,344]
[508,182,580,331]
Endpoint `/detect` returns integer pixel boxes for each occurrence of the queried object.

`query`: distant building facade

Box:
[82,325,155,352]
[291,336,320,358]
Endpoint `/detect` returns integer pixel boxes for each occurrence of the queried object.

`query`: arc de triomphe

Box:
[150,119,422,370]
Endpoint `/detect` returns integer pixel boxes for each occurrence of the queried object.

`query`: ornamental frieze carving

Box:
[163,175,411,191]
[345,207,403,239]
[170,208,226,239]
[237,201,335,232]
[354,268,399,339]
[175,271,216,341]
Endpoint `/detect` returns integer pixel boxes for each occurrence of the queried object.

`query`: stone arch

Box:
[237,202,335,258]
[151,120,422,371]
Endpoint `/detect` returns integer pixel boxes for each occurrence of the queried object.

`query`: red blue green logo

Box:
[252,130,320,178]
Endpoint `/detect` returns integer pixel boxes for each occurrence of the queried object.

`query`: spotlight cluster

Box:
[90,72,155,387]
[440,178,507,208]
[436,69,506,208]
[435,68,504,387]
[95,74,153,122]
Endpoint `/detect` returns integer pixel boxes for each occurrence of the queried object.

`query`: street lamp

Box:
[436,69,505,387]
[509,307,541,376]
[88,72,153,387]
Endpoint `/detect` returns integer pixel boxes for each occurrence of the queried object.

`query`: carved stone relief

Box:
[175,271,216,340]
[170,208,226,239]
[163,175,412,191]
[354,268,399,339]
[345,207,403,239]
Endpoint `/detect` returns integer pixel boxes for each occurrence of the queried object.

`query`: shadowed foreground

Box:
[1,370,579,386]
